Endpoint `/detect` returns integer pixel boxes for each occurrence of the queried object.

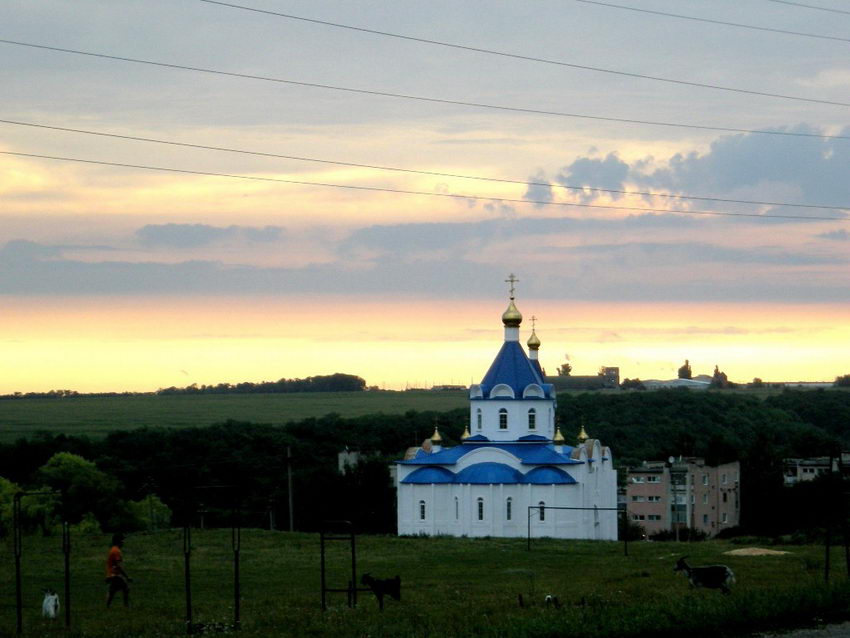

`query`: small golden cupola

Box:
[461,425,471,440]
[527,328,540,351]
[431,426,443,444]
[577,422,590,444]
[553,427,565,444]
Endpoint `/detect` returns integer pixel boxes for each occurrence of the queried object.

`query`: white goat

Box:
[674,556,735,594]
[42,589,60,619]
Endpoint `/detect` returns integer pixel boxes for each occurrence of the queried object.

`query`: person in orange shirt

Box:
[105,533,131,607]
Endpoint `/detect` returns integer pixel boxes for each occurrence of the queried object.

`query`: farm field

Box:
[3,531,850,638]
[0,390,467,443]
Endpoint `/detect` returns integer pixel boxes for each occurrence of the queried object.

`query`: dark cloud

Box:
[2,229,846,304]
[522,170,554,207]
[545,127,850,219]
[555,153,629,203]
[567,241,843,266]
[0,240,62,263]
[135,224,284,247]
[343,214,698,257]
[818,229,850,241]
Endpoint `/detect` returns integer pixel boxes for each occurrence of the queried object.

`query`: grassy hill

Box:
[0,390,467,443]
[3,530,849,638]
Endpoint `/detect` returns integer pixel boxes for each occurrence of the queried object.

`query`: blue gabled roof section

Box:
[465,434,490,442]
[530,359,545,379]
[401,466,456,484]
[398,441,583,466]
[518,434,548,442]
[479,341,544,398]
[456,462,525,484]
[524,466,577,484]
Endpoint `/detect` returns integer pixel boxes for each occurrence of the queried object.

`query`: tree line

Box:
[0,373,367,400]
[1,388,849,538]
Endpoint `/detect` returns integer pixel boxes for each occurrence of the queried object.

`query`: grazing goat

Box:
[674,556,735,594]
[361,573,401,611]
[42,589,60,619]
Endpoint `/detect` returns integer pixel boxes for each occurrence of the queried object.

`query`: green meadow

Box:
[0,391,467,443]
[3,531,850,638]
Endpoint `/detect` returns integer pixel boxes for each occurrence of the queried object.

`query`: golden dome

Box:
[502,300,522,327]
[578,423,589,443]
[527,329,540,350]
[431,426,443,443]
[553,427,565,444]
[461,425,471,440]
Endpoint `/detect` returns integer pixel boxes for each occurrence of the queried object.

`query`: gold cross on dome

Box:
[505,273,519,299]
[531,315,537,330]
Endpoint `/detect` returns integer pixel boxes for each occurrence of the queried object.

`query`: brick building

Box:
[626,457,740,537]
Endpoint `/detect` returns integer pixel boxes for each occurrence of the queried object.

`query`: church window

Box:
[477,497,484,521]
[419,500,426,521]
[528,408,536,430]
[499,408,508,430]
[538,501,546,522]
[476,409,482,430]
[506,497,512,521]
[454,497,459,520]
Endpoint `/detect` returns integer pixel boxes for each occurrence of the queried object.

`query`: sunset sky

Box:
[2,0,849,393]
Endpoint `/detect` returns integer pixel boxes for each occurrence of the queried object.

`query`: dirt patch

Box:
[724,547,791,556]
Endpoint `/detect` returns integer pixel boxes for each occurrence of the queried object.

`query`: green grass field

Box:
[3,531,850,637]
[0,391,467,443]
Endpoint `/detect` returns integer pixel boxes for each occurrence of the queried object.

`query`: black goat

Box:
[674,556,735,594]
[361,573,401,611]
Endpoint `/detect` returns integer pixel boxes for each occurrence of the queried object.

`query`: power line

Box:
[2,39,849,141]
[2,149,847,222]
[196,0,850,108]
[2,118,848,213]
[575,0,850,44]
[763,0,850,17]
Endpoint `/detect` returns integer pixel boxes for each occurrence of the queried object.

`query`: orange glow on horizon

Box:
[1,295,847,394]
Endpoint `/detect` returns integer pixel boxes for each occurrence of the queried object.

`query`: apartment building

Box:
[626,457,740,537]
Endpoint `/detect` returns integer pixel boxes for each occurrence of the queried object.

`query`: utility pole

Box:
[287,446,295,532]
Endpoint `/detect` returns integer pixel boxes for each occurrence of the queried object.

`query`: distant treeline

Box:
[0,373,367,400]
[155,372,366,395]
[2,388,850,537]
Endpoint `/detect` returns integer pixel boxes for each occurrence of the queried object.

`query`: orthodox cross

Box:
[505,273,519,299]
[531,315,537,331]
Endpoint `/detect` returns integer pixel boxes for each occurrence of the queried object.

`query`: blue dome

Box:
[456,462,525,484]
[524,466,577,485]
[401,466,456,484]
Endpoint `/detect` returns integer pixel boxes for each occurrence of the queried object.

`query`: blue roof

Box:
[465,434,490,442]
[456,462,524,484]
[479,341,544,398]
[401,466,457,484]
[518,434,548,442]
[524,466,577,484]
[398,441,582,466]
[400,462,580,485]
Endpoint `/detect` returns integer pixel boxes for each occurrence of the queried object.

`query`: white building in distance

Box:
[396,280,618,539]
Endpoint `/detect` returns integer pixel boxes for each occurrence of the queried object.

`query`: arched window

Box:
[476,408,482,430]
[454,496,459,520]
[419,500,426,521]
[499,408,508,430]
[477,497,484,521]
[538,501,546,522]
[506,497,513,521]
[528,408,536,430]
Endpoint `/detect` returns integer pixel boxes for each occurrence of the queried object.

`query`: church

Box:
[396,278,618,539]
